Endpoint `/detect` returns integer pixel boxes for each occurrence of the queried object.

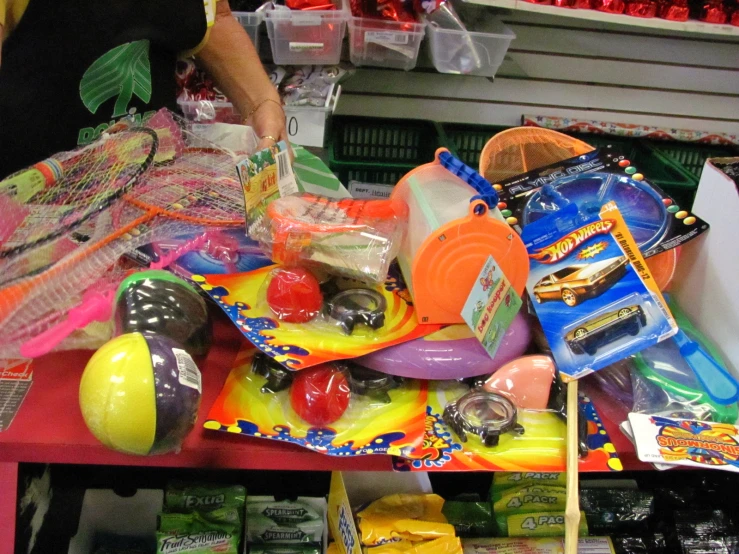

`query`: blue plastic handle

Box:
[673,329,739,405]
[438,151,499,209]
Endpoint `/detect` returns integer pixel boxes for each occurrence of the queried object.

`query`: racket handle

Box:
[149,232,211,270]
[20,289,115,358]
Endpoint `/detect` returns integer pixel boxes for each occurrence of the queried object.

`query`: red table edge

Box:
[0,463,17,549]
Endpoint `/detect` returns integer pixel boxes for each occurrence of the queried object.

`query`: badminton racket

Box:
[0,127,158,259]
[0,147,246,331]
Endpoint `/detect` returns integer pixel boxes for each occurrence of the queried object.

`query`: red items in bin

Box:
[286,0,336,9]
[625,0,657,16]
[595,0,626,13]
[351,0,417,21]
[698,0,729,22]
[659,0,689,20]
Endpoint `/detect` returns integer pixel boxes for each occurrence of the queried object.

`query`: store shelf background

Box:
[328,116,736,208]
[335,8,739,137]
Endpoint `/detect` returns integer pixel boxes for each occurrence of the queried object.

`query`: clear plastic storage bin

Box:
[347,18,426,71]
[426,10,515,77]
[233,11,264,53]
[266,3,348,65]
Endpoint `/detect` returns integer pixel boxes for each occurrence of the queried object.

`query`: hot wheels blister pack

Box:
[521,201,677,380]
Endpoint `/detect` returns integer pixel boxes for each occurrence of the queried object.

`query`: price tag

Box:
[461,255,523,360]
[276,150,299,197]
[173,348,202,394]
[289,42,324,51]
[283,107,330,148]
[347,182,394,199]
[365,31,409,45]
[291,14,322,26]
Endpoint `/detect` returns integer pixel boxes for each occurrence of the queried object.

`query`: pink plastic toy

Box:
[482,355,556,410]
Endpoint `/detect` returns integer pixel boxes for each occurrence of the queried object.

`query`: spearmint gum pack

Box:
[491,473,566,494]
[506,511,588,537]
[246,497,325,544]
[249,545,322,554]
[492,485,567,536]
[521,201,676,380]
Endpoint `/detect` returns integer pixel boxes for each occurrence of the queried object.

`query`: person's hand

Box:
[249,98,290,153]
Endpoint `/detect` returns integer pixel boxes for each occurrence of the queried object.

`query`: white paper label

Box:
[348,181,394,199]
[276,149,299,197]
[291,14,322,26]
[284,108,329,148]
[174,348,202,393]
[365,31,410,45]
[628,412,739,473]
[289,42,324,52]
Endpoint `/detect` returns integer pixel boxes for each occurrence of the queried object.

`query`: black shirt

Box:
[0,0,208,178]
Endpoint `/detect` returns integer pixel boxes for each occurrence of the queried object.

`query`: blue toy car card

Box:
[522,200,677,380]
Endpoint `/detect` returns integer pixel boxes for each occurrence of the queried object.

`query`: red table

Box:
[0,312,651,546]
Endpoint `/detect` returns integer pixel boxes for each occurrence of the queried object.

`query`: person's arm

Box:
[196,1,287,151]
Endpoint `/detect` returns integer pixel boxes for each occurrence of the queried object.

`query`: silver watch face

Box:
[456,390,517,432]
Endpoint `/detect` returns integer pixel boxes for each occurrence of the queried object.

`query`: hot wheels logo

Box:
[530,220,615,264]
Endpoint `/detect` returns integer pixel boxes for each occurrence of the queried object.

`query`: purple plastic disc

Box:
[356,312,532,380]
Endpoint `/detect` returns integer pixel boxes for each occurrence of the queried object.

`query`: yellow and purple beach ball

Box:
[79,332,201,455]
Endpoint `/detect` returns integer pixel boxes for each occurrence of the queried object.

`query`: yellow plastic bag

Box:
[358,494,456,546]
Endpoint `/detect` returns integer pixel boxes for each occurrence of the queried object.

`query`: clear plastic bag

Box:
[204,348,427,457]
[251,194,405,285]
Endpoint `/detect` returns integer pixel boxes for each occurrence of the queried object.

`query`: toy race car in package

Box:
[521,201,677,380]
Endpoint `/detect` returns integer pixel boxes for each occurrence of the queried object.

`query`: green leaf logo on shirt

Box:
[79,40,152,118]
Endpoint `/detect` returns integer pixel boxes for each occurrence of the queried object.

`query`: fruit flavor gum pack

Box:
[357,494,455,546]
[156,481,246,554]
[246,496,326,544]
[205,346,427,457]
[394,380,621,472]
[194,264,442,372]
[165,481,246,515]
[156,510,241,554]
[521,201,676,380]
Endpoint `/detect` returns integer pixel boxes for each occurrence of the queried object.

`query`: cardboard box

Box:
[672,159,739,376]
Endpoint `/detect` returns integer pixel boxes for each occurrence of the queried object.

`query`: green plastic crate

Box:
[333,166,414,188]
[328,116,446,168]
[645,141,738,178]
[440,123,705,209]
[440,124,506,168]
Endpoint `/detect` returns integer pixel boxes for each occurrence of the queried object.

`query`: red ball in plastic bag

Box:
[266,267,323,324]
[290,365,351,426]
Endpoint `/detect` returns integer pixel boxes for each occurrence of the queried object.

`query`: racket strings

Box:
[0,118,248,343]
[0,128,158,259]
[126,149,246,226]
